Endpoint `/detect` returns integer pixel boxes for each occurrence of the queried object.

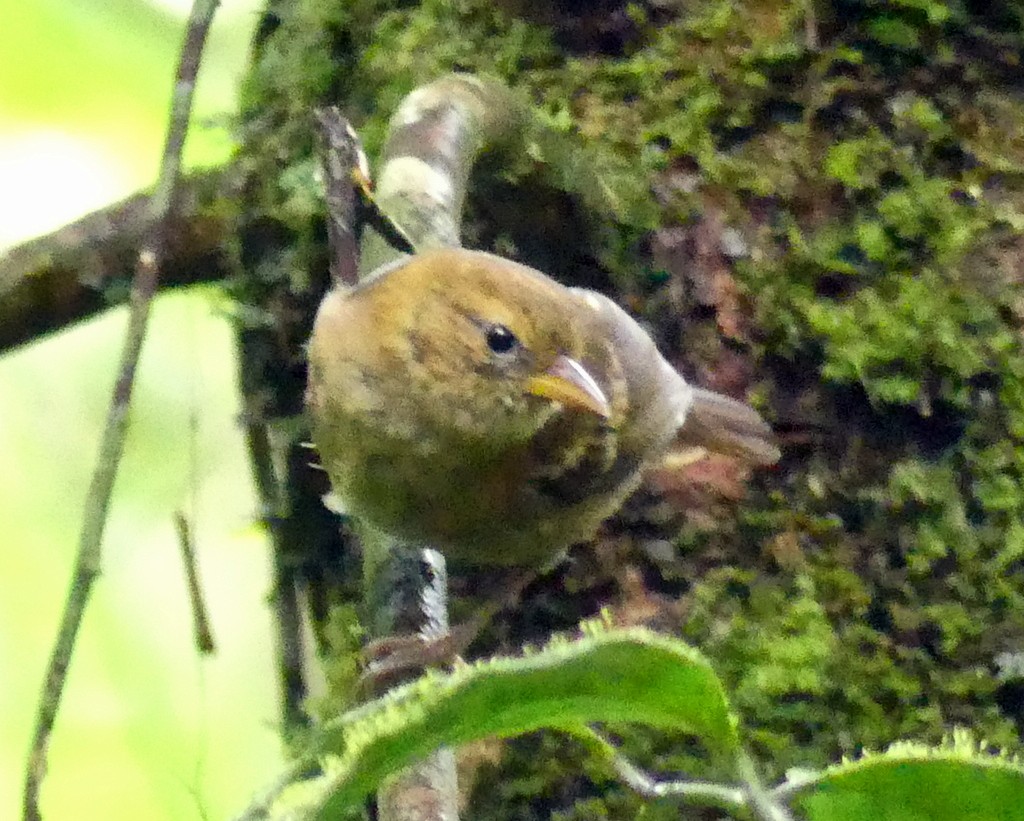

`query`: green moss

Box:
[306,603,365,720]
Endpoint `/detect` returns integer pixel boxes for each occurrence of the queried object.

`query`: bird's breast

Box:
[318,402,647,566]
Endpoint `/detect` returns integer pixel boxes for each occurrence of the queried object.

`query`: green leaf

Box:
[789,733,1024,821]
[291,626,738,818]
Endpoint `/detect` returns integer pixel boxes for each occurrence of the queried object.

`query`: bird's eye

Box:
[485,324,519,354]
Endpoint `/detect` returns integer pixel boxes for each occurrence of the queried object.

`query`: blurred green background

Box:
[1,1,286,818]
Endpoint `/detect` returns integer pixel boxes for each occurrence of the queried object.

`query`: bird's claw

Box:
[362,631,452,673]
[358,625,475,694]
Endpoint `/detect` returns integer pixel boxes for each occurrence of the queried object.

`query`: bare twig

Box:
[21,1,221,818]
[770,768,825,801]
[736,751,796,821]
[574,728,747,815]
[616,754,793,821]
[371,549,458,821]
[315,108,368,288]
[358,74,526,274]
[804,0,819,51]
[315,106,415,288]
[174,511,216,654]
[578,728,794,820]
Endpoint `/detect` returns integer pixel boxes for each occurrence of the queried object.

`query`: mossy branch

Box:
[358,73,529,273]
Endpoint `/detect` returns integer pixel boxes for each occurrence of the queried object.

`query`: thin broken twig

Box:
[174,511,216,654]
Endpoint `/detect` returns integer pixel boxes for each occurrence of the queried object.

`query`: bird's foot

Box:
[358,569,538,694]
[358,619,483,693]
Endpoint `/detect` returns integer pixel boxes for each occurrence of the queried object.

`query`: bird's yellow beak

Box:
[526,354,611,419]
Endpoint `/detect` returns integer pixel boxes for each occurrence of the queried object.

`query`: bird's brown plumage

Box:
[307,247,778,566]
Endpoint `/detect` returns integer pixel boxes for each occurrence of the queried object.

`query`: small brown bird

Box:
[307,247,778,570]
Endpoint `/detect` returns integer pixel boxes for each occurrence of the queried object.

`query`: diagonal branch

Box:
[0,167,233,356]
[21,1,222,818]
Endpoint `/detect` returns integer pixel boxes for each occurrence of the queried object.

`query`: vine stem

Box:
[21,2,220,818]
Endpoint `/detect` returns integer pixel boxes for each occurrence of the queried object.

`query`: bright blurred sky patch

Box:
[0,0,257,249]
[0,131,135,249]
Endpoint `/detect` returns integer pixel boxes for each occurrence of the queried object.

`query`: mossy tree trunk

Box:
[228,0,1024,817]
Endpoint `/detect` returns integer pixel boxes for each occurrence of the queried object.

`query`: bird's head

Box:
[309,248,611,451]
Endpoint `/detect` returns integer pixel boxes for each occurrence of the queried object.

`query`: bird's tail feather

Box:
[674,388,780,465]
